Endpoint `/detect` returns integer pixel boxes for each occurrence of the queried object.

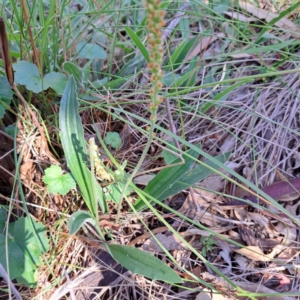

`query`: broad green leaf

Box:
[59,76,107,214]
[0,208,6,232]
[14,61,43,93]
[5,124,17,137]
[107,244,183,283]
[43,165,76,195]
[43,72,67,94]
[68,210,96,235]
[0,76,13,100]
[16,268,38,288]
[0,217,49,286]
[0,235,24,280]
[162,142,177,165]
[124,26,150,63]
[63,62,84,86]
[76,42,107,59]
[13,61,67,93]
[134,151,230,211]
[13,217,49,260]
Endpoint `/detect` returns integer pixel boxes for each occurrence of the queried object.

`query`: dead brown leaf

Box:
[141,232,188,252]
[233,244,285,262]
[185,33,225,61]
[133,174,154,186]
[201,272,294,300]
[223,11,256,23]
[19,160,34,183]
[239,1,300,38]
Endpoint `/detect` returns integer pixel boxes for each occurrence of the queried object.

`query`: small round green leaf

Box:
[104,132,122,149]
[43,165,76,195]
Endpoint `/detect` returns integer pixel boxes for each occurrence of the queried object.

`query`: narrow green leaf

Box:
[168,69,197,92]
[63,62,84,87]
[59,75,107,214]
[134,151,230,211]
[180,58,198,87]
[134,146,199,211]
[68,210,96,235]
[165,36,198,72]
[117,53,146,77]
[164,152,231,199]
[162,142,177,164]
[201,79,249,113]
[124,26,150,63]
[107,244,183,283]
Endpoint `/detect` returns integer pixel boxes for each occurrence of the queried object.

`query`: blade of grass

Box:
[124,26,150,63]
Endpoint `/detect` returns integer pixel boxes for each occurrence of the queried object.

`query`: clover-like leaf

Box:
[43,165,76,195]
[104,132,122,149]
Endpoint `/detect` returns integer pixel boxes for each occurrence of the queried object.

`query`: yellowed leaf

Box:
[227,52,253,59]
[234,244,285,262]
[234,245,271,262]
[142,233,187,252]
